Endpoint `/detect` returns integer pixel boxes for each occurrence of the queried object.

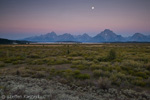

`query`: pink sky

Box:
[0,0,150,39]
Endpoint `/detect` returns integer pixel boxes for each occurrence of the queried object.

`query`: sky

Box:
[0,0,150,39]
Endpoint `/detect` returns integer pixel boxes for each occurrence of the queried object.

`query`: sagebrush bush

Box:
[116,72,126,80]
[72,70,90,80]
[75,73,90,80]
[16,70,20,76]
[90,64,100,70]
[32,71,47,78]
[76,65,88,70]
[98,77,112,90]
[93,70,102,78]
[73,70,81,75]
[121,60,143,68]
[107,49,116,61]
[132,79,146,87]
[145,63,150,71]
[0,63,5,67]
[133,72,148,79]
[28,53,40,58]
[12,60,22,65]
[72,60,82,65]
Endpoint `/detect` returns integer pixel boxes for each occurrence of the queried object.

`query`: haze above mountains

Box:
[23,29,150,42]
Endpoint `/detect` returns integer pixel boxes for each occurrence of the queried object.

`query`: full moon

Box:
[92,7,94,10]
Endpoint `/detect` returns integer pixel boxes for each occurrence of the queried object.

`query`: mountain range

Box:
[23,29,150,42]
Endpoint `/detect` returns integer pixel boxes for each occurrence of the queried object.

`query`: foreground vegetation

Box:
[0,43,150,99]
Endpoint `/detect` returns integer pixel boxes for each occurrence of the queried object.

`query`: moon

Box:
[92,7,94,10]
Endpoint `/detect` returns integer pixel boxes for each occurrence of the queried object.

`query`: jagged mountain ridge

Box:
[57,33,75,41]
[24,31,57,42]
[129,33,149,42]
[23,29,150,42]
[91,29,125,42]
[74,33,92,42]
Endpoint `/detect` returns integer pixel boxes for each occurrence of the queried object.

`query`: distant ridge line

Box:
[23,29,150,42]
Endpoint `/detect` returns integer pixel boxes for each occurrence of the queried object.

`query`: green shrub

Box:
[133,79,146,87]
[75,73,90,80]
[0,63,5,67]
[122,60,143,68]
[114,66,121,72]
[63,69,73,78]
[28,54,40,58]
[72,60,82,65]
[110,74,118,85]
[114,58,122,62]
[12,60,22,65]
[100,66,109,71]
[145,63,150,71]
[85,56,93,61]
[102,71,111,77]
[110,74,126,86]
[16,70,20,76]
[65,69,72,74]
[93,70,111,77]
[134,58,149,64]
[47,59,56,65]
[73,70,81,75]
[116,72,126,80]
[146,78,150,87]
[50,68,56,75]
[121,66,133,71]
[134,72,148,79]
[70,65,76,68]
[55,70,64,76]
[3,56,24,64]
[18,69,34,77]
[67,57,73,60]
[82,60,93,66]
[46,58,70,65]
[90,64,100,70]
[70,52,82,56]
[93,70,102,78]
[72,70,90,80]
[76,65,88,70]
[4,59,12,63]
[67,49,70,55]
[125,75,135,82]
[97,57,107,62]
[107,49,116,61]
[16,56,25,60]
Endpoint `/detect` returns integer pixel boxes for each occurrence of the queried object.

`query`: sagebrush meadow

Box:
[0,44,150,88]
[0,43,150,100]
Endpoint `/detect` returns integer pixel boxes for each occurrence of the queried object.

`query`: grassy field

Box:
[0,43,150,99]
